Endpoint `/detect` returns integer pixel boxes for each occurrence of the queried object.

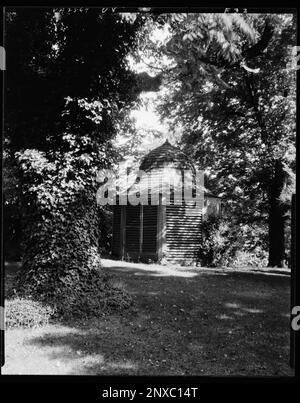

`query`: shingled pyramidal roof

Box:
[139,139,196,173]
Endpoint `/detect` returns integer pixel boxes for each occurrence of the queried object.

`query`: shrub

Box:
[199,216,268,268]
[13,145,133,319]
[199,216,234,267]
[230,250,268,268]
[5,298,56,329]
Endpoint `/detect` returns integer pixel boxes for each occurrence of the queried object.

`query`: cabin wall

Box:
[165,202,202,265]
[125,204,140,260]
[113,204,203,265]
[142,205,158,261]
[112,202,159,262]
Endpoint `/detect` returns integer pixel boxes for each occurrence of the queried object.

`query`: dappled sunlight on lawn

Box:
[215,314,235,321]
[104,264,201,278]
[3,259,293,376]
[224,302,263,314]
[102,259,290,279]
[2,324,139,375]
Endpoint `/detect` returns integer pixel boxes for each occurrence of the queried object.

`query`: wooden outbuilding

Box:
[112,140,221,265]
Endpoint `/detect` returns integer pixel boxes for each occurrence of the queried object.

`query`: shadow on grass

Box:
[20,262,292,376]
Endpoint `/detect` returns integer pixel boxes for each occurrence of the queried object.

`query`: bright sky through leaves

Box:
[126,24,172,148]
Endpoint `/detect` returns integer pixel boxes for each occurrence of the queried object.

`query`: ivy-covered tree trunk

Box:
[13,142,132,318]
[17,191,131,317]
[267,161,286,267]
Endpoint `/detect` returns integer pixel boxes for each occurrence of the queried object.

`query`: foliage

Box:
[140,13,296,267]
[12,144,115,315]
[5,298,55,328]
[3,150,23,260]
[231,250,268,268]
[5,8,145,315]
[200,216,269,267]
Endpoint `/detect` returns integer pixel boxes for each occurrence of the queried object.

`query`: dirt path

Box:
[2,260,293,376]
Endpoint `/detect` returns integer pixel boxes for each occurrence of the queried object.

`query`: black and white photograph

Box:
[0,6,297,379]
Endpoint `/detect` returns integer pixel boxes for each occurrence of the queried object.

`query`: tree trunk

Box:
[268,196,285,267]
[267,161,286,267]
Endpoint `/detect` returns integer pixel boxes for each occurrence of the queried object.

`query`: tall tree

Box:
[142,13,296,266]
[4,8,148,315]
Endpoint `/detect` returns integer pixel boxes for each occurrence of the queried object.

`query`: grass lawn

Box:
[2,260,293,376]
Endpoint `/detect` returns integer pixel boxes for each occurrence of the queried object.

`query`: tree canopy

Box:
[135,12,296,266]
